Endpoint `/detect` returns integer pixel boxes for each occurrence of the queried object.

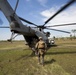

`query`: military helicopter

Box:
[0,0,76,48]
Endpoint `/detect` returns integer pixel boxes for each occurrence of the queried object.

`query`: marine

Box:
[35,37,47,66]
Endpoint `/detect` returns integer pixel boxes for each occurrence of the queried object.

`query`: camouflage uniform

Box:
[35,37,47,66]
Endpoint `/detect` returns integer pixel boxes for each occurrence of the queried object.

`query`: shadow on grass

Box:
[14,45,57,62]
[45,59,56,64]
[15,55,29,62]
[47,44,57,49]
[46,51,76,55]
[15,51,35,62]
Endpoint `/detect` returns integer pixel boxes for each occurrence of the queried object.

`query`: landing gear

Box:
[7,32,19,42]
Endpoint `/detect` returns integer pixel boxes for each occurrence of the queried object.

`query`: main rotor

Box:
[18,0,76,34]
[0,0,76,34]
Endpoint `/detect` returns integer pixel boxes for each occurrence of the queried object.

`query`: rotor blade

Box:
[14,0,19,13]
[46,23,76,27]
[46,27,70,34]
[44,0,76,26]
[0,26,9,28]
[0,18,3,25]
[19,16,38,26]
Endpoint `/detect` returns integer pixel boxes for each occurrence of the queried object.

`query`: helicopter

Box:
[0,0,76,49]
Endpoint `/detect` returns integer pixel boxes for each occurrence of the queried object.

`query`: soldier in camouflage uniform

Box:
[35,37,47,66]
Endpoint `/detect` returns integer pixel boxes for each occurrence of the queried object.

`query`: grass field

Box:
[0,39,76,75]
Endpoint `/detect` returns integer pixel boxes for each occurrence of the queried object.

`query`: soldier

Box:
[35,37,47,66]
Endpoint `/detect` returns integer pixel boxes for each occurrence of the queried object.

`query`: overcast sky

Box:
[0,0,76,40]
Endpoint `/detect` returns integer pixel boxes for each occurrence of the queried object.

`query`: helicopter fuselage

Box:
[0,0,50,47]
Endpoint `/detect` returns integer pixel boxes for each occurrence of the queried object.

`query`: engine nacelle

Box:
[10,21,20,29]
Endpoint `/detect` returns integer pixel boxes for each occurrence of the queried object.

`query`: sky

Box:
[0,0,76,40]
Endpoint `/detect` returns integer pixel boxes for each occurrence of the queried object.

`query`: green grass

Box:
[0,40,76,75]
